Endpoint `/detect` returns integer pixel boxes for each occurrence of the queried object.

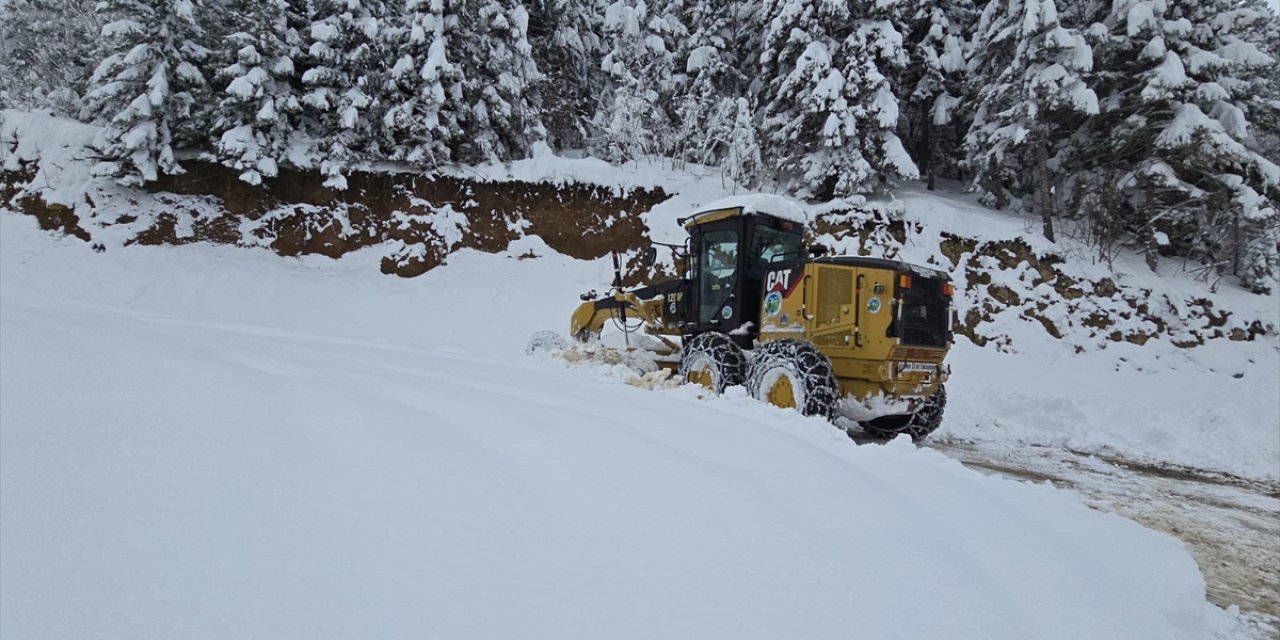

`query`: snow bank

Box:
[0,109,100,208]
[0,214,1249,639]
[943,339,1280,481]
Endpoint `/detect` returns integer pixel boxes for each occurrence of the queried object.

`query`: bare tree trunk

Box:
[1232,208,1241,280]
[1036,131,1055,242]
[1143,182,1159,272]
[925,115,936,191]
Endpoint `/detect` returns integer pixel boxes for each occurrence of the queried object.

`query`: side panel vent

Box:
[816,267,852,328]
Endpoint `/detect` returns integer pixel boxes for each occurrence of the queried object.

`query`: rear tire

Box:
[862,385,947,442]
[745,339,838,418]
[678,332,746,393]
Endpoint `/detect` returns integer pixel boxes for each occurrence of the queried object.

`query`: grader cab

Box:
[563,202,955,441]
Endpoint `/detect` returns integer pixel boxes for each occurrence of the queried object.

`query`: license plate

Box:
[897,362,934,373]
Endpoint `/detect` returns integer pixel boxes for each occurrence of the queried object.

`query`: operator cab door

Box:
[745,216,806,332]
[689,218,749,341]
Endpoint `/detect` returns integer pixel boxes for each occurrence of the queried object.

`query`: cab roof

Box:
[679,194,809,229]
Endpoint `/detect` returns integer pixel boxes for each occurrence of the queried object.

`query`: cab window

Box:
[749,225,804,278]
[699,230,739,323]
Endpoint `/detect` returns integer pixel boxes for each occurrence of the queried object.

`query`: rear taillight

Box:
[898,274,912,289]
[942,282,955,297]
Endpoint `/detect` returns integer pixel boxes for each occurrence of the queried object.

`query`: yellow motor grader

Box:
[561,202,955,440]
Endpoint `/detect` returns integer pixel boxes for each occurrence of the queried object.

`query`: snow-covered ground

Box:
[0,213,1269,639]
[931,439,1279,622]
[941,336,1279,481]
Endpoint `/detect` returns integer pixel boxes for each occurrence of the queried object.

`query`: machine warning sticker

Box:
[764,291,783,316]
[669,302,677,314]
[867,297,882,314]
[722,305,733,319]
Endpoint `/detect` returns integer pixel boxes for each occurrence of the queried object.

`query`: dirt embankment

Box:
[4,160,667,278]
[2,161,1271,347]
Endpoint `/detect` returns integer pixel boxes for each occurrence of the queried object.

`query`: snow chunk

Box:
[1156,103,1214,147]
[310,22,338,42]
[1126,1,1159,36]
[686,45,717,73]
[1216,40,1272,67]
[427,203,470,249]
[1142,52,1189,100]
[1209,101,1248,139]
[1139,36,1166,61]
[882,134,920,180]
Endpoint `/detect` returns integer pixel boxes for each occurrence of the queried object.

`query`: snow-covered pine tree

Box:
[527,0,606,152]
[1231,5,1280,292]
[0,0,104,116]
[1255,12,1280,167]
[756,0,918,199]
[672,0,761,182]
[452,0,544,163]
[756,0,853,198]
[381,0,462,167]
[1075,0,1279,290]
[383,0,542,168]
[843,0,920,192]
[301,0,389,189]
[964,0,1098,241]
[899,0,977,190]
[210,0,305,185]
[83,0,210,185]
[592,0,685,162]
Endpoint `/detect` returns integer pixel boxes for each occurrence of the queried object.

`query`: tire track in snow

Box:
[928,439,1280,629]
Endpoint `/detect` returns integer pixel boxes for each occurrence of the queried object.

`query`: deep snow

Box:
[0,214,1262,639]
[4,109,1276,480]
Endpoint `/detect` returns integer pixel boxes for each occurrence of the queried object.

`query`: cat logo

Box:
[765,269,792,292]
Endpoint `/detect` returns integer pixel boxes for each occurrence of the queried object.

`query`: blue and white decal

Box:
[764,291,783,316]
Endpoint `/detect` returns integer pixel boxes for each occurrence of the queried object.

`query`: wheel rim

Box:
[766,372,798,409]
[686,360,715,389]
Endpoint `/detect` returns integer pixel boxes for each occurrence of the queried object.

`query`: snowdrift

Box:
[0,215,1252,639]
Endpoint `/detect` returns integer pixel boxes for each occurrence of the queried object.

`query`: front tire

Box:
[678,332,746,393]
[745,339,838,417]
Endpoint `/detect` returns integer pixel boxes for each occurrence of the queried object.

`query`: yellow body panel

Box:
[759,263,948,409]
